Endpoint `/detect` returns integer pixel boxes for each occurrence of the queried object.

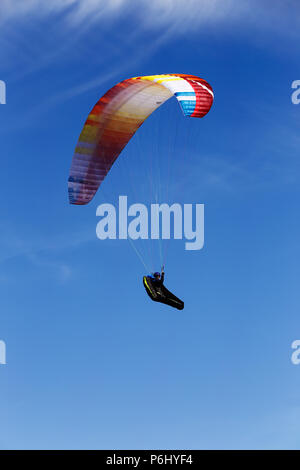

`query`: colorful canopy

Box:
[68,73,214,205]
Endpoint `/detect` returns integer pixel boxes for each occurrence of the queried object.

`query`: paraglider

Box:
[68,73,214,309]
[143,266,184,310]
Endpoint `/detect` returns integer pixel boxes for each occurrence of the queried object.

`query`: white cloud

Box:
[0,0,299,35]
[1,0,299,131]
[0,221,93,284]
[1,0,299,80]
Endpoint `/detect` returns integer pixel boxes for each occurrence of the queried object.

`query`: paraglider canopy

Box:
[68,73,214,205]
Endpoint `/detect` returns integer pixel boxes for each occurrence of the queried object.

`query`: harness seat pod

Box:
[143,276,184,310]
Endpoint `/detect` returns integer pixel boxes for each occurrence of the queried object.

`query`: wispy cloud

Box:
[1,0,299,33]
[1,0,299,131]
[1,0,299,85]
[0,222,93,284]
[1,0,299,83]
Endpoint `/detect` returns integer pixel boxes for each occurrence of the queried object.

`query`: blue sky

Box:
[1,0,300,450]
